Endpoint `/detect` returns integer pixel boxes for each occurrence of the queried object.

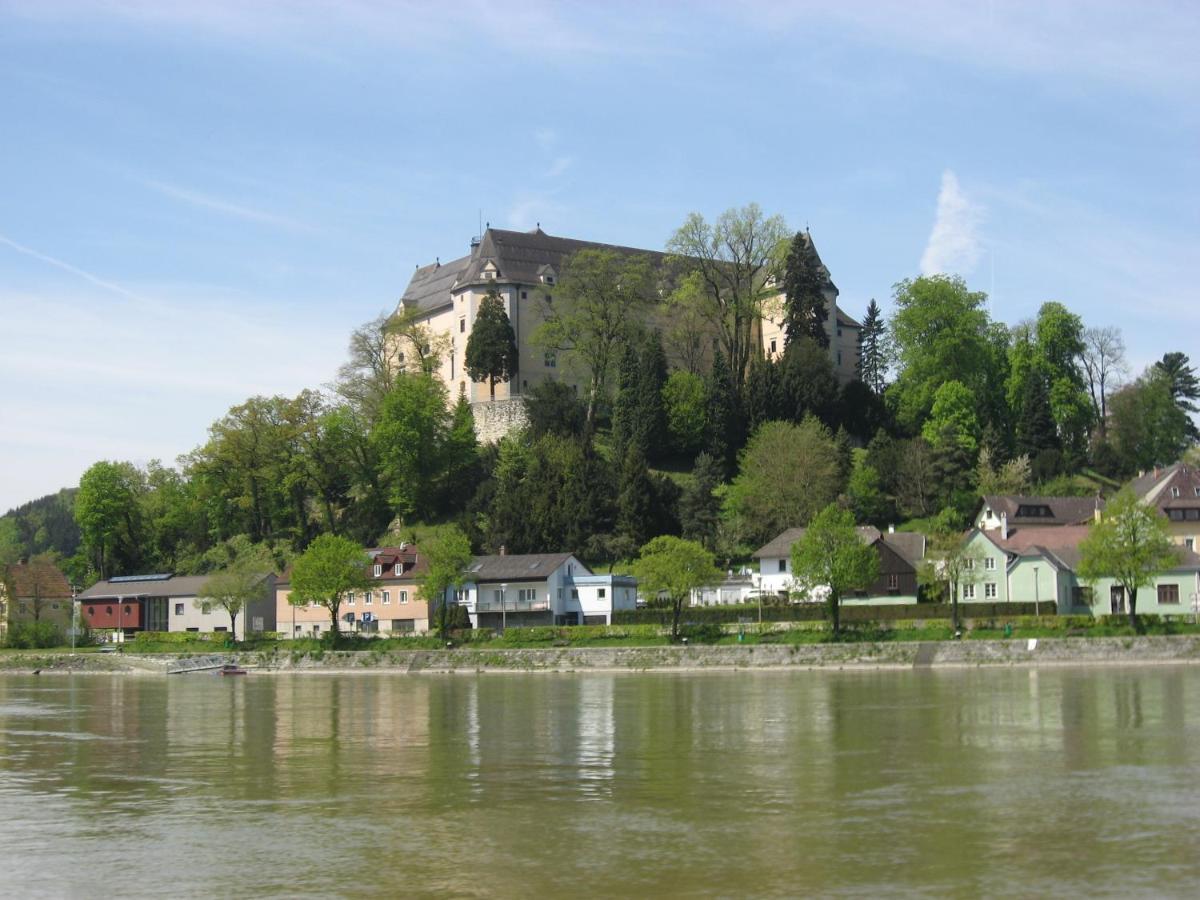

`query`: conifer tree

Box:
[1015,370,1059,461]
[636,331,670,461]
[744,355,781,434]
[464,288,518,400]
[857,298,888,393]
[781,231,829,347]
[617,446,656,549]
[679,451,722,550]
[611,343,640,463]
[704,353,741,479]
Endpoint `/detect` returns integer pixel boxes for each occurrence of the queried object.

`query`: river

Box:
[1,668,1198,897]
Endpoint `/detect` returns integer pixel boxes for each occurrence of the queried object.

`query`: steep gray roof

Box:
[466,552,584,583]
[753,527,807,559]
[753,526,923,562]
[79,574,212,600]
[881,532,926,565]
[399,254,472,313]
[459,228,668,288]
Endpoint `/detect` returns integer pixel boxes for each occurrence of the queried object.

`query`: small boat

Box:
[219,664,248,676]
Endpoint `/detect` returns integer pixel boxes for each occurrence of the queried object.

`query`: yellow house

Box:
[1127,463,1200,553]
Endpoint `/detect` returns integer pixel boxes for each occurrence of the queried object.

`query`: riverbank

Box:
[5,634,1200,675]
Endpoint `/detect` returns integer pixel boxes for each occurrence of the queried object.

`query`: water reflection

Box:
[1,668,1200,898]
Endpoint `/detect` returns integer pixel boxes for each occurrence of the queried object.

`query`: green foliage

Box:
[791,504,879,633]
[464,288,518,400]
[0,488,80,564]
[704,352,742,478]
[1079,490,1180,628]
[724,418,842,547]
[289,534,371,634]
[679,452,722,550]
[1107,368,1194,475]
[3,621,65,649]
[525,380,587,440]
[778,336,838,424]
[663,369,707,457]
[200,558,271,634]
[857,298,889,393]
[418,526,473,637]
[631,535,722,639]
[781,230,829,347]
[847,458,892,526]
[921,381,979,453]
[75,460,148,579]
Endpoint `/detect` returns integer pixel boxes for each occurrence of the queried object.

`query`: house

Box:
[752,526,926,603]
[959,526,1200,616]
[974,495,1103,534]
[691,570,760,607]
[455,552,637,629]
[275,545,431,639]
[0,558,74,640]
[77,572,276,640]
[393,226,861,439]
[1127,463,1200,553]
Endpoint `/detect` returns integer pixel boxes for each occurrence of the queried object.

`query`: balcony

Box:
[475,597,550,613]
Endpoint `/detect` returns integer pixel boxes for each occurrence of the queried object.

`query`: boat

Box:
[219,664,248,676]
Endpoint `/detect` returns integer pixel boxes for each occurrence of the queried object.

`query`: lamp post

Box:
[1033,566,1040,618]
[70,582,78,654]
[500,582,508,633]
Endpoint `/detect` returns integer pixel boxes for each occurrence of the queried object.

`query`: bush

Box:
[676,622,723,643]
[613,601,1057,626]
[4,621,65,650]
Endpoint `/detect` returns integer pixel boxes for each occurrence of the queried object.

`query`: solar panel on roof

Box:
[529,561,541,569]
[109,573,173,583]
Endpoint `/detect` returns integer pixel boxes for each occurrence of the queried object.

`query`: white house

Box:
[455,553,637,629]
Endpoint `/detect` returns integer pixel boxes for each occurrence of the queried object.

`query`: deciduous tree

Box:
[791,504,879,635]
[289,534,371,639]
[631,535,722,640]
[418,526,474,638]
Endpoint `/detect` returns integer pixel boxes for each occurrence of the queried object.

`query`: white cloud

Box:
[920,170,984,277]
[143,180,317,233]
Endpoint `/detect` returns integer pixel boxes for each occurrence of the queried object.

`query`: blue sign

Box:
[362,612,374,623]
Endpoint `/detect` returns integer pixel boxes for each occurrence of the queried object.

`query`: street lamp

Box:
[1033,566,1040,618]
[500,582,508,633]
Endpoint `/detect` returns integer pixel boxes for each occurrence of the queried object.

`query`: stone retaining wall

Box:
[470,398,528,443]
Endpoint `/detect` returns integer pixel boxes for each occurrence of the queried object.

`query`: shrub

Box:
[4,621,65,650]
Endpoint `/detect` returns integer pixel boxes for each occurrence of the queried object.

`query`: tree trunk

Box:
[489,377,496,401]
[952,586,960,632]
[1128,584,1139,632]
[328,599,341,644]
[230,610,238,641]
[829,590,841,636]
[671,596,683,641]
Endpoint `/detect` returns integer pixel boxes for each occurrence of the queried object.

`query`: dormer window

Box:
[394,563,402,576]
[1171,487,1181,498]
[373,564,382,577]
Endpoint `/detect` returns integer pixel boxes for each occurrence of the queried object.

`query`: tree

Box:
[418,526,474,638]
[791,504,879,635]
[289,534,371,639]
[525,380,587,440]
[1107,369,1193,475]
[724,418,841,547]
[666,203,789,392]
[199,558,271,638]
[920,531,985,631]
[631,535,722,640]
[1078,490,1179,630]
[857,299,889,393]
[1154,352,1200,440]
[663,370,708,458]
[847,457,892,527]
[921,381,979,454]
[385,306,453,378]
[1080,326,1128,438]
[975,447,1032,496]
[777,336,838,426]
[611,343,641,463]
[636,332,670,461]
[1015,369,1059,463]
[616,447,657,549]
[679,452,722,550]
[888,275,996,433]
[895,438,936,519]
[704,352,742,478]
[464,288,518,400]
[781,230,829,347]
[743,355,782,435]
[336,312,408,422]
[75,461,147,579]
[533,248,655,426]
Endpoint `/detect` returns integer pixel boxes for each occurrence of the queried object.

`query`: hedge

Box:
[613,601,1058,626]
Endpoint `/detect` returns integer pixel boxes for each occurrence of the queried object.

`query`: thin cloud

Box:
[0,232,149,304]
[920,170,983,277]
[144,180,316,233]
[545,156,573,178]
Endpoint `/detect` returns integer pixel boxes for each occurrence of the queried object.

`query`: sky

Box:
[1,0,1197,513]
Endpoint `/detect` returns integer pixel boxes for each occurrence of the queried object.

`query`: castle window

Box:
[544,351,557,368]
[769,339,776,354]
[521,291,528,299]
[459,318,465,333]
[545,294,552,304]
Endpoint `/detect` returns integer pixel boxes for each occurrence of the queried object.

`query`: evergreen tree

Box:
[679,452,722,550]
[704,353,741,479]
[781,231,829,347]
[636,331,670,461]
[778,336,838,426]
[834,426,854,489]
[929,423,977,525]
[1015,370,1059,461]
[464,288,518,400]
[1154,352,1200,440]
[611,343,640,463]
[743,355,781,435]
[616,446,656,549]
[857,298,888,393]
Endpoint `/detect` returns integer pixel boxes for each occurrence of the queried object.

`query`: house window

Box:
[837,351,842,365]
[778,559,787,573]
[174,603,184,615]
[965,559,975,570]
[313,624,320,634]
[214,626,227,633]
[544,351,556,368]
[200,602,212,615]
[493,589,503,605]
[837,328,843,337]
[545,294,553,303]
[373,564,382,577]
[984,557,996,571]
[1171,487,1181,498]
[397,352,405,365]
[294,625,302,634]
[1158,584,1180,605]
[394,563,403,576]
[963,584,976,600]
[399,591,408,604]
[1186,538,1195,551]
[186,627,199,633]
[769,339,777,354]
[1194,487,1200,497]
[1073,586,1094,607]
[887,574,899,590]
[984,582,997,599]
[346,594,355,606]
[364,592,373,605]
[571,588,579,600]
[106,606,113,615]
[459,318,465,333]
[521,291,528,299]
[518,588,537,603]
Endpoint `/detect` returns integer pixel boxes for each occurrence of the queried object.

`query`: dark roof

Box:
[988,524,1200,574]
[835,308,860,329]
[1127,463,1200,509]
[980,495,1103,527]
[365,546,428,582]
[465,552,583,582]
[399,254,472,313]
[460,228,668,289]
[79,573,213,600]
[754,527,924,562]
[3,560,72,599]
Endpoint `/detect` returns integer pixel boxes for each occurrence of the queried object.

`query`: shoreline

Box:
[4,634,1200,675]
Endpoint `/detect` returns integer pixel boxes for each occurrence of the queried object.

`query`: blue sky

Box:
[2,1,1197,512]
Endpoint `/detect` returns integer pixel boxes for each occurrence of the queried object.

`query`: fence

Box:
[613,601,1058,626]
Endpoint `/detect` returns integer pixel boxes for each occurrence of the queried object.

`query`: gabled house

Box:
[456,552,637,629]
[974,495,1103,534]
[752,526,926,604]
[275,545,430,638]
[1,558,74,640]
[1127,462,1200,553]
[78,572,276,640]
[959,525,1200,617]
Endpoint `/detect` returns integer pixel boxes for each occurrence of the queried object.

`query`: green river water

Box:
[1,668,1199,898]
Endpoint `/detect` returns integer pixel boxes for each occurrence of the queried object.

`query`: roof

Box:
[78,573,213,600]
[754,527,924,563]
[980,495,1103,527]
[1127,463,1200,509]
[465,552,583,583]
[365,545,429,581]
[835,307,861,329]
[3,560,72,599]
[980,524,1200,574]
[398,254,472,313]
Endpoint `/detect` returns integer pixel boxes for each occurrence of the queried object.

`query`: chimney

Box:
[398,541,407,551]
[1000,512,1008,541]
[1094,494,1102,523]
[499,545,507,556]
